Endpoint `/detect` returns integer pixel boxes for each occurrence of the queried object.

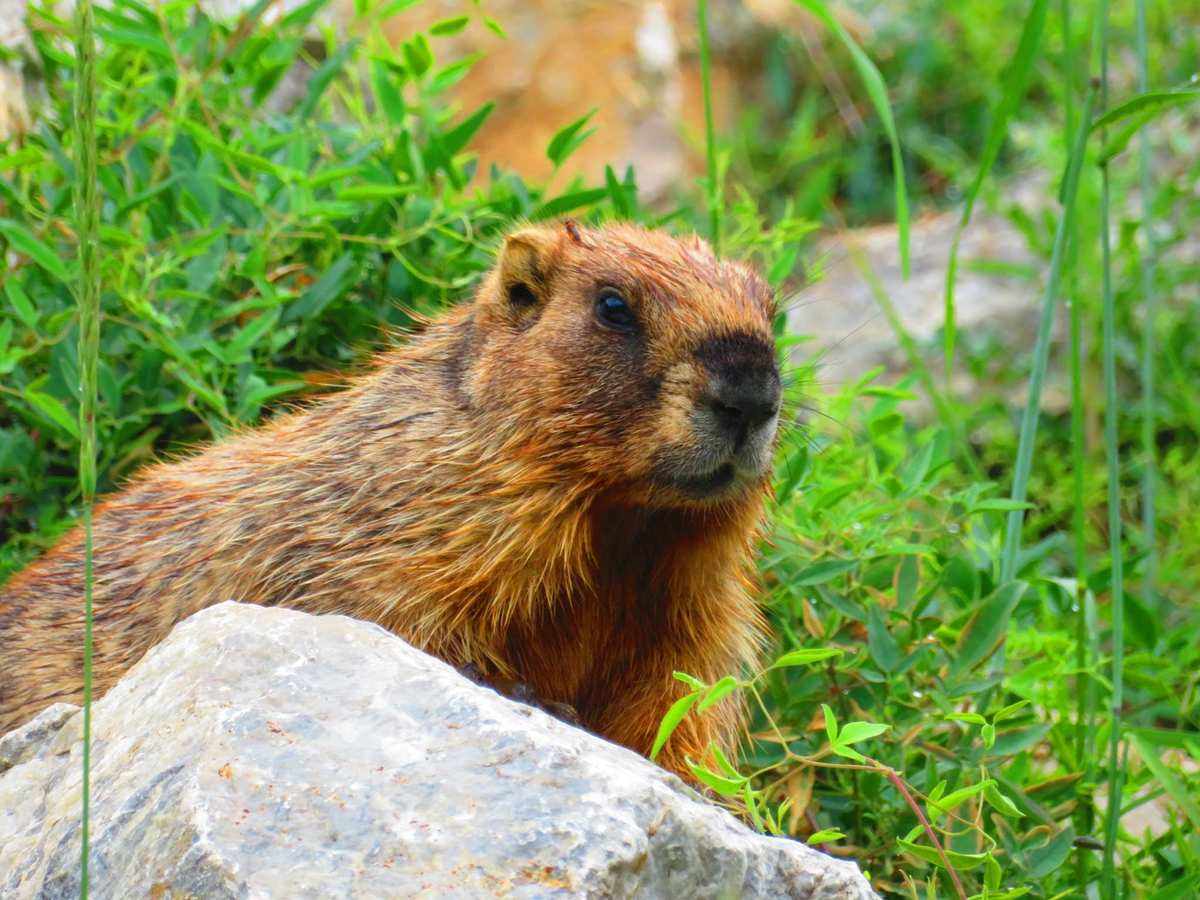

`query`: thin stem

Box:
[1061,0,1097,887]
[998,84,1098,585]
[1097,0,1126,891]
[73,0,100,896]
[697,0,721,255]
[1134,0,1157,618]
[874,761,968,900]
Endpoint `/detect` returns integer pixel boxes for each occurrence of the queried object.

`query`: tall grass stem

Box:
[697,0,721,255]
[1134,0,1157,616]
[1097,0,1126,888]
[1060,2,1097,887]
[943,0,1049,385]
[998,85,1097,585]
[73,0,100,895]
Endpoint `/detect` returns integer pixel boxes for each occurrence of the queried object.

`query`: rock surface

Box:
[787,205,1041,391]
[0,601,877,898]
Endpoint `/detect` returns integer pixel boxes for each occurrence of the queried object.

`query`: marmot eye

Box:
[595,289,636,333]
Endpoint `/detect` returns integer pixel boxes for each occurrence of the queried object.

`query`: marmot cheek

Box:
[655,389,702,448]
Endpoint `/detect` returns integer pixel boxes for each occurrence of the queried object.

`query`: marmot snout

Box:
[0,220,780,778]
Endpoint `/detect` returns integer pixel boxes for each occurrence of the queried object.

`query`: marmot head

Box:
[460,221,781,509]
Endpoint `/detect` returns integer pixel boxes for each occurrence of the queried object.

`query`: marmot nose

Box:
[708,375,781,434]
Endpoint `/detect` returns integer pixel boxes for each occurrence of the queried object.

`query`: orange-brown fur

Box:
[0,222,779,778]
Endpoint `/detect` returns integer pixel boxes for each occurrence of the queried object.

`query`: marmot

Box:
[0,221,782,778]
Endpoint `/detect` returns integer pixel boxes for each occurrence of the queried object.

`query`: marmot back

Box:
[0,221,782,777]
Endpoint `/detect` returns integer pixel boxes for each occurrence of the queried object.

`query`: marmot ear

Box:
[498,227,560,310]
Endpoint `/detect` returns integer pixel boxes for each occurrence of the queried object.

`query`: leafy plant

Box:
[0,0,633,579]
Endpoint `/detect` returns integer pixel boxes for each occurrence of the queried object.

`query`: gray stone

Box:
[0,703,78,775]
[0,602,877,898]
[787,205,1042,391]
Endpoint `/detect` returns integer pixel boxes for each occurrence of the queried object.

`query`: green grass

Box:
[2,0,1198,896]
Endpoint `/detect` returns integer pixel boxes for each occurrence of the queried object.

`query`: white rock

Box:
[0,601,877,898]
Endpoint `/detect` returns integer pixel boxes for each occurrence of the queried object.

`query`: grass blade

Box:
[998,84,1096,584]
[1130,735,1200,833]
[1060,5,1099,889]
[794,0,909,278]
[73,0,100,895]
[1096,1,1126,891]
[697,0,721,254]
[943,0,1049,383]
[1135,0,1158,620]
[1092,87,1200,161]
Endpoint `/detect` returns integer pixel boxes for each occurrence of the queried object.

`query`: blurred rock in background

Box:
[373,0,775,201]
[0,0,31,140]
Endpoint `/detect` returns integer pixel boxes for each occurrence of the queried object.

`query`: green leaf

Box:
[24,389,79,439]
[830,743,867,762]
[927,779,989,822]
[279,0,330,28]
[96,25,172,61]
[742,784,765,832]
[1023,827,1074,880]
[5,280,39,329]
[370,58,406,125]
[650,692,699,759]
[439,101,495,158]
[895,556,918,609]
[165,362,228,416]
[837,721,889,745]
[483,16,506,38]
[402,34,433,77]
[1148,875,1200,900]
[429,15,469,36]
[968,498,1036,514]
[897,839,989,870]
[546,108,598,168]
[180,121,300,181]
[985,853,1003,891]
[807,829,845,844]
[983,782,1023,818]
[0,220,70,283]
[770,647,843,669]
[950,581,1028,678]
[866,602,902,673]
[686,759,747,796]
[429,54,482,94]
[378,0,421,14]
[672,671,706,691]
[992,699,1030,723]
[943,0,1048,377]
[697,675,740,712]
[821,703,838,744]
[1092,88,1200,161]
[605,164,633,218]
[284,253,358,323]
[792,558,857,586]
[335,183,414,201]
[299,40,359,118]
[225,308,281,359]
[792,0,908,278]
[115,173,182,218]
[532,188,608,220]
[0,148,42,171]
[709,741,741,779]
[945,712,987,725]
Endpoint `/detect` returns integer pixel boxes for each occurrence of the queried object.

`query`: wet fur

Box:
[0,222,777,778]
